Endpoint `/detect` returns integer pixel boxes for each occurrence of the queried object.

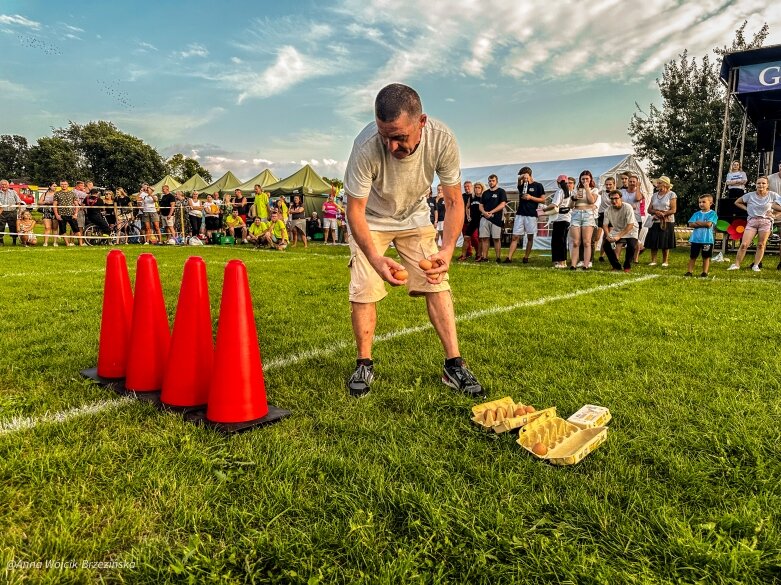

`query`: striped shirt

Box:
[0,189,23,211]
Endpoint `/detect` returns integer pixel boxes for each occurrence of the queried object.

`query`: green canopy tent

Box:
[232,169,279,195]
[176,173,209,193]
[263,164,335,216]
[146,174,181,195]
[201,171,242,195]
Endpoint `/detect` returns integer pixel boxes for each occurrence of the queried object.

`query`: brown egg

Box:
[525,405,536,414]
[532,442,548,456]
[483,410,495,426]
[393,269,408,281]
[419,258,433,270]
[514,405,526,417]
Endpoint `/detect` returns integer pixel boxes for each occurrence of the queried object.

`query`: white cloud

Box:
[231,57,242,64]
[0,79,31,98]
[220,46,342,103]
[62,24,85,33]
[108,107,226,144]
[136,41,158,53]
[0,14,40,29]
[65,33,81,41]
[445,97,455,103]
[464,141,634,168]
[176,43,209,59]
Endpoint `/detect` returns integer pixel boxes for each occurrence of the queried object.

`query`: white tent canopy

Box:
[457,154,652,251]
[459,154,652,201]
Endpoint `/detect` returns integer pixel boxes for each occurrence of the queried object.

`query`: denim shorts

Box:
[570,209,596,228]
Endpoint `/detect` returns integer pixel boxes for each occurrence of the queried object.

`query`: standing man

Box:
[250,184,271,222]
[139,184,162,244]
[343,83,483,398]
[768,161,781,195]
[621,174,645,262]
[477,174,507,262]
[602,190,638,273]
[159,185,177,242]
[73,180,89,245]
[0,179,23,246]
[505,166,545,263]
[53,180,81,246]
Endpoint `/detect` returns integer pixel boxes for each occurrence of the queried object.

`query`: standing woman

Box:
[465,182,483,260]
[103,190,117,228]
[728,176,781,272]
[725,160,748,199]
[322,192,339,245]
[187,191,204,238]
[204,194,221,240]
[289,195,308,247]
[568,170,599,270]
[38,184,58,246]
[232,189,248,223]
[646,176,677,267]
[547,174,572,268]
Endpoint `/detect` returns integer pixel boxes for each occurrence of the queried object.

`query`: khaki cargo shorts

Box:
[348,225,450,303]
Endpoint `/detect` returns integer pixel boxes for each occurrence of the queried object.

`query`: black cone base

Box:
[80,367,124,386]
[159,403,207,424]
[113,385,162,405]
[205,404,291,434]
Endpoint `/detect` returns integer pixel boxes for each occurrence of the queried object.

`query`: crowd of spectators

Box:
[0,179,350,249]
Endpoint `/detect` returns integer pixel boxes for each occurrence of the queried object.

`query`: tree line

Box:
[0,121,212,189]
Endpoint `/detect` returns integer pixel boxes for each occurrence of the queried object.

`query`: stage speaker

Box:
[756,120,776,152]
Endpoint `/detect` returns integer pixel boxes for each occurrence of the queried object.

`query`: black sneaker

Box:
[522,257,529,264]
[496,257,502,263]
[442,359,484,397]
[503,257,512,263]
[347,363,374,397]
[684,272,693,277]
[699,272,708,278]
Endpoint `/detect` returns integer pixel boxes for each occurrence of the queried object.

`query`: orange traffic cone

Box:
[206,259,289,432]
[122,253,170,401]
[160,256,213,413]
[81,250,134,384]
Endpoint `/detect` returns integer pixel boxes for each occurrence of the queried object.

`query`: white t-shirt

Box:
[620,188,643,221]
[141,193,157,213]
[726,170,747,192]
[343,117,461,231]
[650,191,677,223]
[550,188,571,224]
[597,189,611,214]
[768,173,781,195]
[740,191,780,219]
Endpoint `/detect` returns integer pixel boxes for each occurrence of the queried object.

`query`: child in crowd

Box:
[268,210,289,250]
[18,211,37,246]
[686,194,718,277]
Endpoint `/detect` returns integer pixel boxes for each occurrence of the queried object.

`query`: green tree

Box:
[165,153,212,183]
[629,22,769,221]
[0,135,30,180]
[26,137,81,185]
[53,121,166,190]
[323,176,343,192]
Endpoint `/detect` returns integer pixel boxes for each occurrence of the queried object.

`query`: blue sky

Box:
[1,0,778,181]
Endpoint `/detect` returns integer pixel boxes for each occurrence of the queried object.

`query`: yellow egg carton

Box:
[567,404,611,429]
[471,396,555,433]
[517,416,608,466]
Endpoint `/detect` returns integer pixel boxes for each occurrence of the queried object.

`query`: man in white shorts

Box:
[477,174,507,262]
[343,83,483,398]
[506,166,545,263]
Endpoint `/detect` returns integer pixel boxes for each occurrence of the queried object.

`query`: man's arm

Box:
[345,194,405,285]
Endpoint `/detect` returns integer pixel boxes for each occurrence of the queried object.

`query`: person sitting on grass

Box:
[728,176,781,272]
[225,209,248,243]
[602,190,638,273]
[686,194,719,278]
[266,210,289,250]
[247,217,270,247]
[18,211,37,246]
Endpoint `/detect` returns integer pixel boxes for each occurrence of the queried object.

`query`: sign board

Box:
[738,61,781,94]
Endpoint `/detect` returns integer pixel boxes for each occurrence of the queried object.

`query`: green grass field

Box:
[1,243,780,584]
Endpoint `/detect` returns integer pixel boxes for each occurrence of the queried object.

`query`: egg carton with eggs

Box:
[471,397,554,433]
[566,404,611,429]
[517,416,608,466]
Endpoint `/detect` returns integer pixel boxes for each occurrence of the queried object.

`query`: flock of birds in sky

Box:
[17,34,135,111]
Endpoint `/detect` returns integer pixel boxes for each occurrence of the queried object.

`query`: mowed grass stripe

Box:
[0,275,655,435]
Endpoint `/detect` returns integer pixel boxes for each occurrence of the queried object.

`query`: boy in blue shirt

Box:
[686,194,719,277]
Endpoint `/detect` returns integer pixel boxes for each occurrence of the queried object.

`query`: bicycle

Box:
[83,212,142,246]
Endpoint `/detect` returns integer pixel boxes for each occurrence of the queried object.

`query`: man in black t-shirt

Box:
[159,184,177,242]
[506,166,545,263]
[477,174,507,262]
[426,187,437,225]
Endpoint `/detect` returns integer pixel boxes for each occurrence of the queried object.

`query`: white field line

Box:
[0,274,658,436]
[0,398,133,436]
[262,274,659,369]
